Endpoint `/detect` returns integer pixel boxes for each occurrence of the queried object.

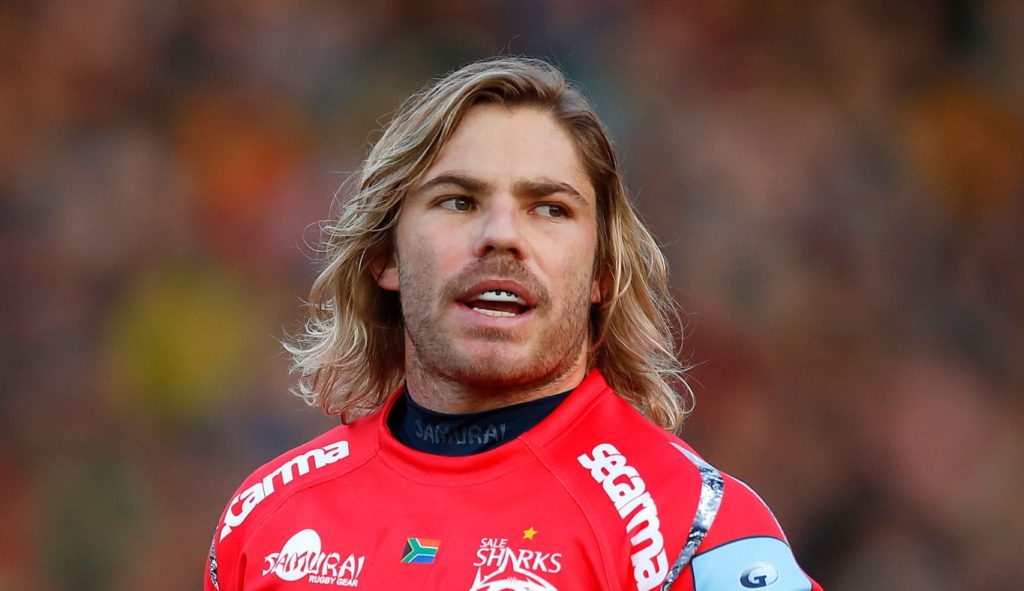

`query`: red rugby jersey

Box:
[206,370,822,590]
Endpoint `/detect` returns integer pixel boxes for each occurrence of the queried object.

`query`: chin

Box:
[443,350,572,391]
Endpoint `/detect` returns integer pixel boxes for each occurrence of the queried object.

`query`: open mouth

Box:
[463,289,531,317]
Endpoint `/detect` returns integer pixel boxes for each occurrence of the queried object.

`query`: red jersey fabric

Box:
[206,370,822,590]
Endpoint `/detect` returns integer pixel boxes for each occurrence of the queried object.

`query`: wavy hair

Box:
[287,56,690,429]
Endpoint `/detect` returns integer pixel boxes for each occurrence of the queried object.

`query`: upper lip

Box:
[458,279,537,308]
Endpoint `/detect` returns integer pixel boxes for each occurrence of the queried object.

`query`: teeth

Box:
[476,289,526,304]
[472,307,517,317]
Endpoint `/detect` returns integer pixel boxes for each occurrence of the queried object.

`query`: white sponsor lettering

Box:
[578,443,668,591]
[220,441,350,541]
[262,529,365,586]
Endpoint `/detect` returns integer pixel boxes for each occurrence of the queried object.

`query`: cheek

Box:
[550,240,599,294]
[397,229,457,283]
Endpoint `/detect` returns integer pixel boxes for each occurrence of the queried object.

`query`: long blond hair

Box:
[287,56,690,429]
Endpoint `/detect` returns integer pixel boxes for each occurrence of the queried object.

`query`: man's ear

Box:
[370,249,399,292]
[590,276,604,304]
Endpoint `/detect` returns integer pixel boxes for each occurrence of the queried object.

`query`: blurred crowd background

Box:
[2,0,1022,589]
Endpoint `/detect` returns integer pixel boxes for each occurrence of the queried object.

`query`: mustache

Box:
[442,257,550,307]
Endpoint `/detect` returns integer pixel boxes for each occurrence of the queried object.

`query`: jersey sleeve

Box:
[664,444,823,591]
[204,533,223,591]
[204,497,246,591]
[204,465,275,591]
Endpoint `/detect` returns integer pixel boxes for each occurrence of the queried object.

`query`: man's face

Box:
[376,103,601,394]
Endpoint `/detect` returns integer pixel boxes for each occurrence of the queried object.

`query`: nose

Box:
[474,197,526,259]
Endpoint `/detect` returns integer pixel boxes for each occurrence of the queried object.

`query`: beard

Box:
[398,255,594,391]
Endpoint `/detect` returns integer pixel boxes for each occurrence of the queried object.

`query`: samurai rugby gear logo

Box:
[263,529,365,586]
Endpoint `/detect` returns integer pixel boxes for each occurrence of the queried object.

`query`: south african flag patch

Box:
[401,538,441,564]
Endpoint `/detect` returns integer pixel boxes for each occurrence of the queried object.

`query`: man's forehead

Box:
[414,104,595,202]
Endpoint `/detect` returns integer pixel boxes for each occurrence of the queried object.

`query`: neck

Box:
[404,353,589,414]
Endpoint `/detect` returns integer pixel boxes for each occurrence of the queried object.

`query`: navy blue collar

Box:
[387,388,571,456]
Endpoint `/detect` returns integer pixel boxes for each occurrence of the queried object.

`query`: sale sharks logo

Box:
[467,534,563,591]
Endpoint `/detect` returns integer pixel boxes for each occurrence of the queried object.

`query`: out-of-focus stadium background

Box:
[2,1,1022,589]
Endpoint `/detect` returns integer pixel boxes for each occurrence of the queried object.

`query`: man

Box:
[206,57,822,591]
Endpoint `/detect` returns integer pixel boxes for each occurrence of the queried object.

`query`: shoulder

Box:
[624,426,818,590]
[205,416,379,590]
[531,377,712,590]
[561,377,714,498]
[543,373,820,589]
[568,375,791,540]
[215,417,376,545]
[664,441,821,590]
[540,373,713,515]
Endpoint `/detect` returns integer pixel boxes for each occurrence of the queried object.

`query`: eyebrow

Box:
[512,179,588,206]
[417,172,589,207]
[416,173,490,195]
